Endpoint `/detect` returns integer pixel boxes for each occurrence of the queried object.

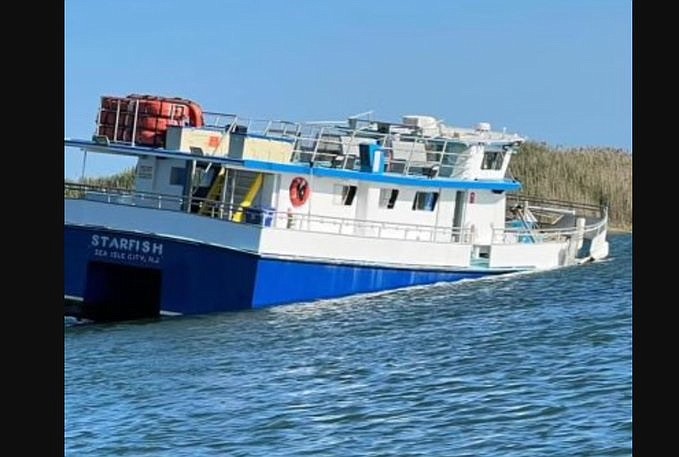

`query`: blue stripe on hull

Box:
[252,258,491,308]
[65,225,509,316]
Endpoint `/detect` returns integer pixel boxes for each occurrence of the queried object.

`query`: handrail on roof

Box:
[81,101,526,180]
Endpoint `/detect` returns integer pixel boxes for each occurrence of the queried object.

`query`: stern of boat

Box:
[484,195,610,269]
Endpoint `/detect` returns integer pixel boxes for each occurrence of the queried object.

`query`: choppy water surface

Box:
[65,235,632,456]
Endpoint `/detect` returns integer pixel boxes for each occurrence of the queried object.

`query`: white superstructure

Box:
[64,94,609,320]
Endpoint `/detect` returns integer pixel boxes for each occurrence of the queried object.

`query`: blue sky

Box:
[65,0,631,179]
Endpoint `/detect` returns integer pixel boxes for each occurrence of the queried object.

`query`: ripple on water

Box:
[65,235,632,456]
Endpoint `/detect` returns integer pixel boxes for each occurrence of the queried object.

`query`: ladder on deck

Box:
[232,173,264,223]
[198,167,227,216]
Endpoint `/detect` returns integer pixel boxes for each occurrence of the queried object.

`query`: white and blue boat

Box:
[64,94,610,321]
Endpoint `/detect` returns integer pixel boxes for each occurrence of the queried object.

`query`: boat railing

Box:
[203,112,304,138]
[242,117,521,178]
[285,126,478,178]
[495,193,608,245]
[65,183,472,244]
[492,208,608,244]
[91,94,523,181]
[506,194,605,217]
[265,209,472,244]
[92,102,517,180]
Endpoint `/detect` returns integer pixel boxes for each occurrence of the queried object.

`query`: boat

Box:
[64,94,610,321]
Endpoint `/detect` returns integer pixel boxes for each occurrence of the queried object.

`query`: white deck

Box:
[65,189,608,271]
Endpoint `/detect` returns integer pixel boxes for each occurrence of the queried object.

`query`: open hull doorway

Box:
[81,261,162,322]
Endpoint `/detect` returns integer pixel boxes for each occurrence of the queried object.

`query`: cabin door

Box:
[452,190,467,228]
[452,190,468,242]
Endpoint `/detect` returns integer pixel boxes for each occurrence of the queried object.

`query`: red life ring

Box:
[289,177,311,207]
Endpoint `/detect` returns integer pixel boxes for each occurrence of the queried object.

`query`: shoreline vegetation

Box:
[67,141,632,231]
[509,142,632,232]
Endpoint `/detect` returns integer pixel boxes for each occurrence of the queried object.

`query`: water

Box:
[65,234,632,456]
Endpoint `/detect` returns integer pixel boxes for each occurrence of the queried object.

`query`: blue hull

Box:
[65,225,507,318]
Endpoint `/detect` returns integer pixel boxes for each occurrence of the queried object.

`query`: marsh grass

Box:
[510,142,632,230]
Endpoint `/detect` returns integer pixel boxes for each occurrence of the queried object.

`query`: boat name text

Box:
[91,234,163,264]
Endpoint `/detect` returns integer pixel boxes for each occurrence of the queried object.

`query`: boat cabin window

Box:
[424,140,444,162]
[170,167,185,185]
[412,191,439,211]
[481,150,505,170]
[379,189,399,209]
[333,185,357,206]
